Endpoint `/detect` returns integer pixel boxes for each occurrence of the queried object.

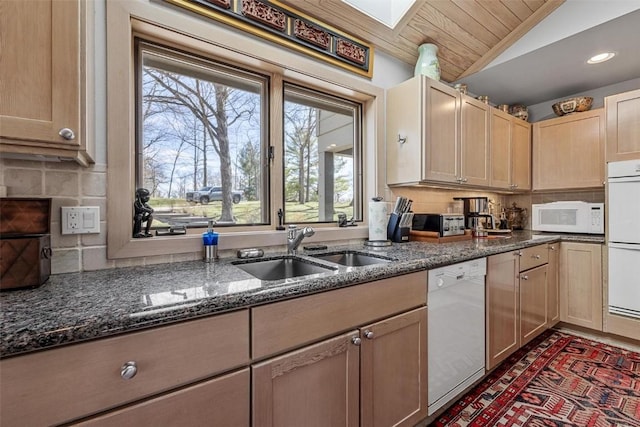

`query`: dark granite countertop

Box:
[0,231,604,358]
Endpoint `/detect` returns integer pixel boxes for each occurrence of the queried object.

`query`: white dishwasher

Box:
[428,258,486,416]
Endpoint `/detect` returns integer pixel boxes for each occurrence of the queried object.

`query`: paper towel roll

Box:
[368,199,388,241]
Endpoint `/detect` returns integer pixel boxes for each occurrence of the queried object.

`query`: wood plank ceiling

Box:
[279,0,565,82]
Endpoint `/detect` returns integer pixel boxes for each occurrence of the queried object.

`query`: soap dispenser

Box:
[203,219,219,262]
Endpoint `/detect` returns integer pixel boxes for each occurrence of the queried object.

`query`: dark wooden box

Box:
[1,235,52,290]
[0,198,52,290]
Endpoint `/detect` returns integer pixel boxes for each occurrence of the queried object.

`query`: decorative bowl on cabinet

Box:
[552,96,593,116]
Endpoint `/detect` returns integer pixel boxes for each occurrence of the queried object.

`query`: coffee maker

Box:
[453,197,495,231]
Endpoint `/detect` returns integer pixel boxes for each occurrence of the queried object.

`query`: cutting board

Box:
[409,230,472,243]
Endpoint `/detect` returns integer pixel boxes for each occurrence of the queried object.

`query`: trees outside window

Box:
[138,43,267,226]
[136,43,361,229]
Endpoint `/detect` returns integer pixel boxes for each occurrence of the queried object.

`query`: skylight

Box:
[341,0,417,29]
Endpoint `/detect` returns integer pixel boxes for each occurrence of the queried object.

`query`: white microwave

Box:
[531,201,604,234]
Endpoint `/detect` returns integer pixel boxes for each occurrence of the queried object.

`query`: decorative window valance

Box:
[163,0,374,78]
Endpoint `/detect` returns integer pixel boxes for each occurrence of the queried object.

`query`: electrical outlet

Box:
[61,207,100,234]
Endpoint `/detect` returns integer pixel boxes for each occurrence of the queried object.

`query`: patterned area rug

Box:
[432,330,640,427]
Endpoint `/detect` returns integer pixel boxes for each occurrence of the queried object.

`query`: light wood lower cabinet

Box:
[560,242,603,330]
[0,310,249,426]
[252,331,360,427]
[252,307,428,427]
[77,369,250,427]
[486,244,550,370]
[360,308,428,427]
[547,243,560,327]
[519,265,547,346]
[486,250,520,370]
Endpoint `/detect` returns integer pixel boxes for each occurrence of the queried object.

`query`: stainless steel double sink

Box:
[232,250,393,281]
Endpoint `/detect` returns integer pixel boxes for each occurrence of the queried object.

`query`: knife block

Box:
[387,213,410,243]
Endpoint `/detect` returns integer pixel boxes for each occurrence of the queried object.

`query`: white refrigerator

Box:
[607,159,640,319]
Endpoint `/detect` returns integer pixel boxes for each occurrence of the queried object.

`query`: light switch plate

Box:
[61,206,101,234]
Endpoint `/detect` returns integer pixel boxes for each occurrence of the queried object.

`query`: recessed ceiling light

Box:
[587,52,615,64]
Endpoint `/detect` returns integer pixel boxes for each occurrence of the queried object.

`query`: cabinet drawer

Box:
[77,369,250,427]
[0,310,249,426]
[520,244,548,271]
[252,271,427,359]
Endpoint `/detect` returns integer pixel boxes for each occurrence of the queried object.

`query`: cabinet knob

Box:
[532,254,541,259]
[58,128,75,140]
[522,275,529,280]
[363,330,374,339]
[120,361,138,380]
[462,177,468,183]
[515,251,523,257]
[549,245,556,251]
[351,337,362,346]
[397,134,407,144]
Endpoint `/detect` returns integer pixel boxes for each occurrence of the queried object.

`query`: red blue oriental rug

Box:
[431,330,640,427]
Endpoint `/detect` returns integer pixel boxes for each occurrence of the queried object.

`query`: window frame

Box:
[106,1,383,259]
[135,40,272,226]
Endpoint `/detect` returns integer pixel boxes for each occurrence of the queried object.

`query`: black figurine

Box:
[133,188,154,238]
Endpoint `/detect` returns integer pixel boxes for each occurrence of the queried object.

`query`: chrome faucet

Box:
[287,224,315,255]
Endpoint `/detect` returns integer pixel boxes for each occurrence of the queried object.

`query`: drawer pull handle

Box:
[364,330,374,339]
[351,337,362,346]
[58,128,75,140]
[121,361,138,380]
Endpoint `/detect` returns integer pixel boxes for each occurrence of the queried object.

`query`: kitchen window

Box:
[283,84,362,224]
[137,42,270,227]
[106,3,382,259]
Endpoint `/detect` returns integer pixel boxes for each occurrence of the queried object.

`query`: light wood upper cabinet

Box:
[490,109,532,191]
[460,97,491,186]
[560,242,603,331]
[386,76,490,187]
[532,109,605,190]
[605,88,640,162]
[0,0,93,165]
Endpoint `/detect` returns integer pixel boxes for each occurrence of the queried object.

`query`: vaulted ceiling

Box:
[279,0,565,82]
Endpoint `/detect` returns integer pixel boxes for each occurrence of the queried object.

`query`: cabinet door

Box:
[547,243,560,327]
[460,97,490,186]
[360,307,427,427]
[490,109,512,189]
[252,331,360,427]
[606,88,640,162]
[0,0,89,163]
[520,265,547,346]
[533,109,605,190]
[486,251,520,370]
[511,119,532,190]
[77,369,250,427]
[560,243,603,330]
[386,77,423,185]
[424,78,460,184]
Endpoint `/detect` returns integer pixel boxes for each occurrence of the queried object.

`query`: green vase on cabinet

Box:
[414,43,440,80]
